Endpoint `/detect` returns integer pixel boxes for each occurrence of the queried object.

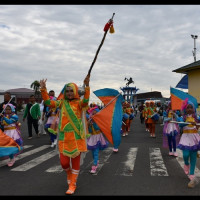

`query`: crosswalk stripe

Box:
[149,147,168,176]
[94,147,113,175]
[176,149,200,175]
[46,152,88,173]
[4,144,197,177]
[0,145,33,167]
[79,147,113,175]
[115,147,138,176]
[11,150,58,171]
[45,164,63,173]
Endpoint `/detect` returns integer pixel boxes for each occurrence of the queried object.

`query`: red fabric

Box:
[104,22,112,32]
[60,153,80,170]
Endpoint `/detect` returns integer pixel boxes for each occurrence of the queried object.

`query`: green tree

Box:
[30,80,41,100]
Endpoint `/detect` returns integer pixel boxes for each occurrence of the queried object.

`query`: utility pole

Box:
[191,34,198,62]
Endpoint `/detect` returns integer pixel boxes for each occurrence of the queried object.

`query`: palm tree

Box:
[30,80,41,100]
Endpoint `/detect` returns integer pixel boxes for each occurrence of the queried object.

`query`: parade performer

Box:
[163,101,180,156]
[87,106,109,174]
[39,74,90,195]
[176,99,200,187]
[126,102,134,133]
[44,95,58,148]
[146,101,157,138]
[144,101,150,132]
[0,103,23,166]
[122,101,134,136]
[122,101,129,136]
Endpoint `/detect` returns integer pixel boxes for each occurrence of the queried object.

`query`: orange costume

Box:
[40,82,90,194]
[146,101,157,137]
[126,104,134,132]
[122,102,134,136]
[144,102,150,132]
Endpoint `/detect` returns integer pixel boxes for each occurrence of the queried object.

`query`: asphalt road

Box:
[1,112,200,196]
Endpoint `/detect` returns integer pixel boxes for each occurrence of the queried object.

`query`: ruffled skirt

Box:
[5,129,23,146]
[87,133,109,150]
[163,122,179,136]
[177,133,200,151]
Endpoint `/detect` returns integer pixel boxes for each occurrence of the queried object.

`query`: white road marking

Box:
[149,147,168,176]
[46,164,63,173]
[80,147,113,175]
[115,147,138,176]
[94,147,113,175]
[11,150,58,171]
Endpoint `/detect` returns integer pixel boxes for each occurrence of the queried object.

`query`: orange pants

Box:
[148,123,155,135]
[122,119,129,132]
[60,153,81,171]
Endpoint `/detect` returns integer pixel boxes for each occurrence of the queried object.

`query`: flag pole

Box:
[87,13,115,76]
[79,13,115,96]
[0,97,14,115]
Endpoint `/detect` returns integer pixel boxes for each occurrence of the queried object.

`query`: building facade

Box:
[173,60,200,105]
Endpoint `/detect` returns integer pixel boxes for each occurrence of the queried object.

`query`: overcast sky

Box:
[0,5,199,103]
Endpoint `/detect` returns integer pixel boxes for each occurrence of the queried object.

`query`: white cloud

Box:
[0,5,199,103]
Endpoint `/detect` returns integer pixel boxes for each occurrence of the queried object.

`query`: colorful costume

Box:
[87,106,109,174]
[0,104,23,166]
[40,82,90,194]
[163,102,180,156]
[122,102,134,136]
[146,101,157,137]
[177,99,200,181]
[44,96,58,147]
[144,102,150,132]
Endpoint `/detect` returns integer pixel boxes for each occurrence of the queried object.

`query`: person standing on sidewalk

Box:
[23,95,41,139]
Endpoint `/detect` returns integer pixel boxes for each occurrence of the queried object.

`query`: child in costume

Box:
[87,106,109,174]
[163,101,180,157]
[0,104,23,166]
[40,75,90,195]
[176,98,200,186]
[44,95,58,148]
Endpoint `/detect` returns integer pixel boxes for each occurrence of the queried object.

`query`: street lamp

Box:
[191,34,198,62]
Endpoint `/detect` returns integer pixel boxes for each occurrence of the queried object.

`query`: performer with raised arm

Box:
[39,74,90,195]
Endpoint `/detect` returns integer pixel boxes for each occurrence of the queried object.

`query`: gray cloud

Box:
[0,5,199,103]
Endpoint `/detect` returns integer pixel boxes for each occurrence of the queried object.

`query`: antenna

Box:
[191,34,198,62]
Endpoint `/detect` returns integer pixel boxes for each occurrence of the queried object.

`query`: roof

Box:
[172,60,200,74]
[136,91,163,99]
[5,88,34,94]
